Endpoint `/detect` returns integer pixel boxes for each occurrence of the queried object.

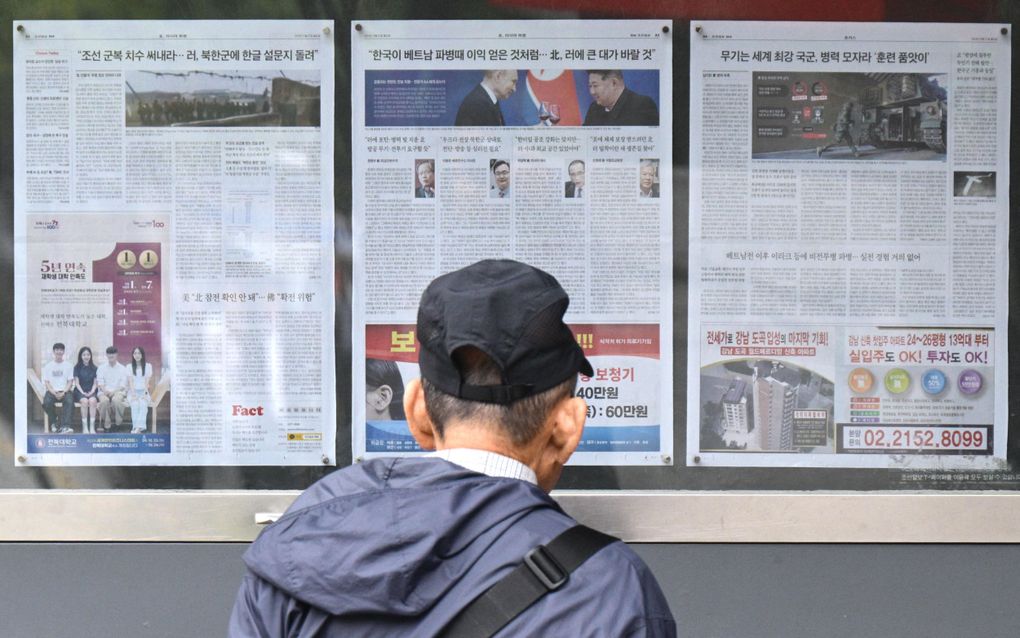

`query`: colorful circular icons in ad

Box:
[958,369,984,395]
[884,368,911,394]
[921,369,947,395]
[848,368,874,393]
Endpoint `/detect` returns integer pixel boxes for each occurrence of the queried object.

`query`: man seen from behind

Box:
[230,259,675,637]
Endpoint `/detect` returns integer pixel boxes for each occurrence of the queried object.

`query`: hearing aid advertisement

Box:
[352,21,674,466]
[363,324,663,458]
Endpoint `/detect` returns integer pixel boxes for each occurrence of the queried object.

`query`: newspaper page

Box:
[13,20,336,466]
[689,21,1010,469]
[352,20,673,466]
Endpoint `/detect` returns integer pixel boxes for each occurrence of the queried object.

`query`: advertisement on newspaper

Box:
[352,20,674,465]
[689,21,1010,468]
[13,20,336,466]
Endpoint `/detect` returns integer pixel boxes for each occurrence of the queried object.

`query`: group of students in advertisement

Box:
[40,342,153,434]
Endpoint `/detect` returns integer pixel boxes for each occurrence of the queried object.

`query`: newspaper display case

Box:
[1,7,1019,544]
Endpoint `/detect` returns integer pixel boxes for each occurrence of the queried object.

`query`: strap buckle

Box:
[523,545,568,591]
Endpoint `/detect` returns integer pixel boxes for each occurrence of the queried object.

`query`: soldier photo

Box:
[817,100,859,158]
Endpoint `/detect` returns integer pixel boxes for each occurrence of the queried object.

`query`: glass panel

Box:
[0,1,1017,493]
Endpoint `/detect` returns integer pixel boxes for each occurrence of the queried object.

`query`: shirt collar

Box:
[427,448,537,486]
[481,82,498,104]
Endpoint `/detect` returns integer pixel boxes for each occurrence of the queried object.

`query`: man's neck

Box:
[433,422,540,475]
[480,82,498,104]
[428,448,538,486]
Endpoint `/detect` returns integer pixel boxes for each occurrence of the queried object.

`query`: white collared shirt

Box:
[97,361,128,392]
[427,448,537,486]
[481,82,498,104]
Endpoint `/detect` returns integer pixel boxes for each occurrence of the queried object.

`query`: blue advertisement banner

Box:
[366,421,659,453]
[28,433,171,454]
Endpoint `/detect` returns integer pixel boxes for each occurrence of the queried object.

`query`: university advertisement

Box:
[13,20,336,466]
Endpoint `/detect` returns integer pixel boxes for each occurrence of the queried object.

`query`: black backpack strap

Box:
[440,524,618,638]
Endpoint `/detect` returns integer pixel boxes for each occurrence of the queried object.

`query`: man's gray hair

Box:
[422,347,577,445]
[640,159,658,175]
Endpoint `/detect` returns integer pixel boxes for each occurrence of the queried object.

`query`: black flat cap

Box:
[417,259,593,404]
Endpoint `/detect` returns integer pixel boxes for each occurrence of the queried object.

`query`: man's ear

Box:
[534,395,587,492]
[404,378,438,450]
[549,396,587,465]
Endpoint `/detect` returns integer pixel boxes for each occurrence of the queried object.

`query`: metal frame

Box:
[3,490,1020,542]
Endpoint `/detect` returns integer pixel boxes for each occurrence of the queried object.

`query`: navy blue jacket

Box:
[229,457,676,637]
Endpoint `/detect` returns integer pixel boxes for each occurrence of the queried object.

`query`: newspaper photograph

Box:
[352,20,673,465]
[13,20,335,466]
[689,21,1010,468]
